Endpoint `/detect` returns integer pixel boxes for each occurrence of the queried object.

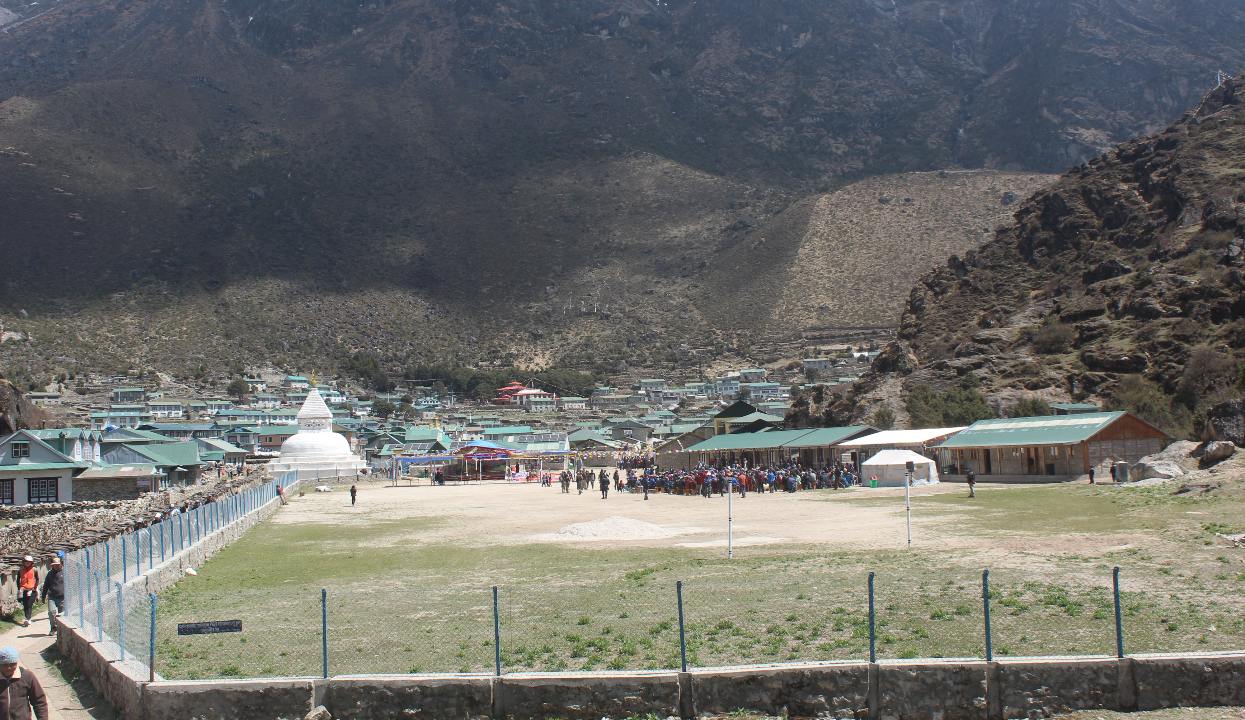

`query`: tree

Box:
[397,401,415,421]
[905,374,995,429]
[226,378,250,403]
[872,406,895,430]
[373,400,397,420]
[804,367,820,382]
[1012,396,1052,417]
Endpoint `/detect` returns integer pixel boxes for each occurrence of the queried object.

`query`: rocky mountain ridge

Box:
[791,76,1245,438]
[1,0,1243,372]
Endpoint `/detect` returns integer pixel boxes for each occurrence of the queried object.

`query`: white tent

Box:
[860,449,940,487]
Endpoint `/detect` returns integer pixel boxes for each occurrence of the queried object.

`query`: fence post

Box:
[149,594,157,682]
[493,585,502,676]
[321,589,329,679]
[105,541,111,581]
[982,569,993,662]
[93,572,102,643]
[116,582,126,662]
[677,580,687,672]
[148,528,154,571]
[1113,566,1124,658]
[159,523,165,563]
[868,572,876,663]
[77,564,85,626]
[122,535,128,584]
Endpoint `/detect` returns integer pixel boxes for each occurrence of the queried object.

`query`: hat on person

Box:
[21,556,32,563]
[0,647,18,664]
[51,557,61,566]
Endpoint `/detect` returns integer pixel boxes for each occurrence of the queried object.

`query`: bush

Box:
[872,406,895,430]
[1032,321,1075,354]
[1107,375,1190,438]
[1012,396,1052,417]
[906,374,996,429]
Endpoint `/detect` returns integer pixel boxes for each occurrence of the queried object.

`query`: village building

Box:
[147,398,186,419]
[26,391,62,406]
[802,358,833,371]
[111,387,148,404]
[0,430,87,504]
[557,397,588,411]
[935,411,1170,481]
[740,368,769,382]
[284,375,311,390]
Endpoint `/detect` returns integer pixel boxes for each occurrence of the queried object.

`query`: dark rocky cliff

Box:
[792,77,1245,438]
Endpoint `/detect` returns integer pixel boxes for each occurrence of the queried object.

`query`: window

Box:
[28,477,58,504]
[0,481,12,505]
[10,442,29,459]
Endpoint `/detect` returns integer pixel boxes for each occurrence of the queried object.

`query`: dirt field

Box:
[152,470,1245,680]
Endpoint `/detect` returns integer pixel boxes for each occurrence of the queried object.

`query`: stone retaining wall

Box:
[54,627,1245,720]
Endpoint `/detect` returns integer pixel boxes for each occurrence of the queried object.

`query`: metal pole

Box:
[117,582,126,662]
[122,535,128,584]
[905,471,912,547]
[868,572,876,663]
[727,476,733,559]
[78,565,84,626]
[106,541,111,582]
[1113,566,1124,659]
[492,585,502,676]
[159,523,165,563]
[983,569,993,662]
[148,528,153,571]
[677,581,688,672]
[149,594,157,682]
[93,572,102,643]
[321,588,329,679]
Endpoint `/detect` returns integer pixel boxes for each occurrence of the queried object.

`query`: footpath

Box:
[0,610,100,719]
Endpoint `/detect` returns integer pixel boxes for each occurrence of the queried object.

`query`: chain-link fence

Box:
[141,563,1241,681]
[61,473,295,678]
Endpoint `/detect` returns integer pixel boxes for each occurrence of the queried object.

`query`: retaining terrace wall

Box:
[52,631,1245,720]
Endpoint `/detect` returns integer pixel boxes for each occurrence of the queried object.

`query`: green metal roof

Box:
[936,412,1160,449]
[0,462,88,471]
[780,426,876,448]
[687,429,818,452]
[129,441,203,467]
[1050,403,1101,410]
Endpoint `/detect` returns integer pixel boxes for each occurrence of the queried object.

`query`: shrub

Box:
[1033,321,1075,354]
[1012,396,1052,417]
[907,374,996,429]
[873,406,895,430]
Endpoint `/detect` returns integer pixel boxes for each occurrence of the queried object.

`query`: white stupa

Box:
[267,387,366,480]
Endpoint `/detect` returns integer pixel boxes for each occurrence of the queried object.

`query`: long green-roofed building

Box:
[935,411,1170,481]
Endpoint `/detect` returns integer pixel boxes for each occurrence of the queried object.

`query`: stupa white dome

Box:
[267,387,367,480]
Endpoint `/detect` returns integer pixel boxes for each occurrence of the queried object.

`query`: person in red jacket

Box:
[0,645,47,720]
[16,558,37,628]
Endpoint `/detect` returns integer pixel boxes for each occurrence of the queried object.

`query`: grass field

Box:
[150,463,1245,680]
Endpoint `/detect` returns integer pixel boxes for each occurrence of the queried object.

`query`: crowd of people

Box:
[555,461,864,499]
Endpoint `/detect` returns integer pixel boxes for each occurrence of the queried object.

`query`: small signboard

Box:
[177,620,242,636]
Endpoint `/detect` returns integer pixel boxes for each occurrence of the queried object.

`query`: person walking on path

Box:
[1089,467,1095,485]
[599,470,609,499]
[16,559,37,628]
[38,557,63,637]
[349,485,357,506]
[277,485,288,505]
[966,467,976,498]
[0,645,47,720]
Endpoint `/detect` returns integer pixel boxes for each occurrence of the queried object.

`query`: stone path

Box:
[0,611,104,719]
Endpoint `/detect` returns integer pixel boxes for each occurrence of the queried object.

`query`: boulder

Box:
[1204,398,1245,445]
[1128,461,1184,482]
[1059,294,1107,322]
[953,342,995,358]
[1082,259,1133,285]
[304,707,331,720]
[1081,348,1147,372]
[1202,440,1236,466]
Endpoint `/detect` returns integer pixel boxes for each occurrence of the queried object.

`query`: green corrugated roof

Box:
[780,426,876,447]
[936,412,1160,448]
[687,429,818,452]
[0,462,88,471]
[129,441,203,467]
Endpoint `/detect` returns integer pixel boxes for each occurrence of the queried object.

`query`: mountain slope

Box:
[793,76,1245,437]
[1,0,1243,372]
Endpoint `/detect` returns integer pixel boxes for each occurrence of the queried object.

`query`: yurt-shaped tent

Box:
[860,449,940,487]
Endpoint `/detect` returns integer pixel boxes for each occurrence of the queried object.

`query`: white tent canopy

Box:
[860,449,940,487]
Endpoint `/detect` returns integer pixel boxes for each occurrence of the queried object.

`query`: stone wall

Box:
[46,638,1245,720]
[0,470,271,616]
[73,478,143,502]
[0,500,130,520]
